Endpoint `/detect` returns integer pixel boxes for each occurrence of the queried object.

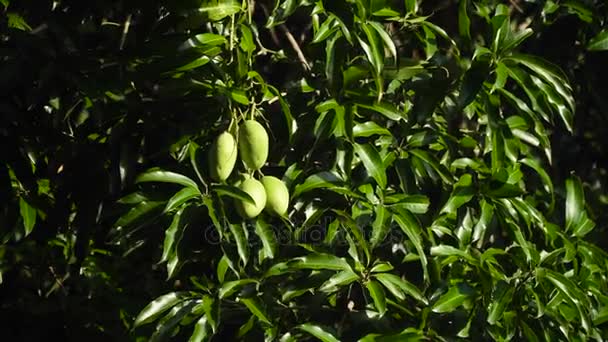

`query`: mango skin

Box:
[238,120,268,171]
[261,176,289,216]
[208,131,237,182]
[235,178,267,219]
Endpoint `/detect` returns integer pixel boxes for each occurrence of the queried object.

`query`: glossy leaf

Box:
[432,285,472,313]
[354,142,387,189]
[374,272,427,304]
[587,30,608,51]
[134,292,192,327]
[136,168,199,190]
[366,280,387,315]
[199,0,242,21]
[240,297,271,325]
[298,323,340,342]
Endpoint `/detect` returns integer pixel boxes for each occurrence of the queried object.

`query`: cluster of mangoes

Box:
[208,120,289,219]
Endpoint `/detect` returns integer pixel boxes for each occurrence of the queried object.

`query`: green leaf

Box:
[458,0,471,40]
[588,30,608,51]
[409,149,453,185]
[421,21,458,55]
[150,300,198,342]
[313,17,338,44]
[487,282,515,324]
[239,24,255,53]
[440,174,475,216]
[360,23,385,76]
[175,56,211,72]
[115,201,165,229]
[371,205,389,247]
[212,184,255,205]
[374,272,427,304]
[353,121,392,137]
[240,297,271,325]
[502,28,533,52]
[405,0,417,13]
[368,21,397,61]
[430,245,477,265]
[354,142,387,189]
[593,306,608,325]
[19,198,36,236]
[293,171,343,197]
[392,208,429,284]
[161,208,184,263]
[189,315,210,342]
[219,279,257,299]
[191,33,227,47]
[228,223,249,265]
[431,285,472,313]
[319,269,360,292]
[357,102,404,121]
[136,168,199,190]
[298,323,340,342]
[7,12,31,31]
[165,187,200,213]
[384,194,429,214]
[230,89,250,105]
[366,280,387,315]
[521,158,554,196]
[565,176,595,237]
[199,0,242,21]
[504,54,574,130]
[458,59,490,108]
[255,219,277,261]
[134,292,191,327]
[536,267,592,331]
[292,254,353,271]
[266,0,300,27]
[472,199,494,245]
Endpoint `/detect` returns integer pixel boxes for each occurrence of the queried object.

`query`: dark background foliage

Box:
[1,0,607,340]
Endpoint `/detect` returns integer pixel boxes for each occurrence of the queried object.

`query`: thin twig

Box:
[119,14,132,50]
[509,0,524,13]
[279,24,310,70]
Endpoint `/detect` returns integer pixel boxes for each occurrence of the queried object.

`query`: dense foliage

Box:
[2,0,608,340]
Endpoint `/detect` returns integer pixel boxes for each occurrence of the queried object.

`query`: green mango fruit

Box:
[235,177,267,219]
[208,131,237,182]
[238,120,268,171]
[261,176,289,216]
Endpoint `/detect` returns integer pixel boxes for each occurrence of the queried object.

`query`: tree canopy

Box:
[1,0,608,340]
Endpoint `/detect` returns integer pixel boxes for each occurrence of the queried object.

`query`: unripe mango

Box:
[235,177,267,219]
[208,131,238,182]
[238,120,268,171]
[261,176,289,216]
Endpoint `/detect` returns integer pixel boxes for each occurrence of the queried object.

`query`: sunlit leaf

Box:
[134,292,192,327]
[19,198,36,236]
[432,285,473,313]
[298,323,340,342]
[136,168,199,190]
